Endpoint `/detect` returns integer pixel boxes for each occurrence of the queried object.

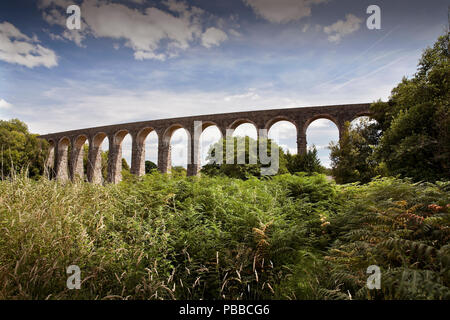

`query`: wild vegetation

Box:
[0,173,448,299]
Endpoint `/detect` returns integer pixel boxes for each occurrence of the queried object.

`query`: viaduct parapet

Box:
[39,103,371,184]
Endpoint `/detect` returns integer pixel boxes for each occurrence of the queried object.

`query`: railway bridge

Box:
[39,103,371,183]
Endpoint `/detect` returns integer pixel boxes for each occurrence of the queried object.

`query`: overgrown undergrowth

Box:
[0,173,448,299]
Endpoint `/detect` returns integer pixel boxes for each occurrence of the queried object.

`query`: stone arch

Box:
[71,134,88,180]
[88,132,108,184]
[227,118,258,133]
[74,134,88,149]
[199,122,223,166]
[55,136,70,181]
[267,119,298,155]
[58,136,70,147]
[265,116,298,132]
[92,132,107,148]
[226,120,259,166]
[303,114,339,135]
[136,127,156,145]
[201,121,221,132]
[162,124,190,145]
[107,129,131,184]
[228,119,258,141]
[160,124,191,174]
[352,111,373,121]
[132,127,158,176]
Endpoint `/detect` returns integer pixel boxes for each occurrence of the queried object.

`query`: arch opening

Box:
[305,118,339,168]
[200,124,222,166]
[231,122,257,140]
[268,120,297,155]
[138,128,158,174]
[120,132,132,178]
[163,125,190,174]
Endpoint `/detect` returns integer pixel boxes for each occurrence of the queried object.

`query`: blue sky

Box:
[0,0,448,167]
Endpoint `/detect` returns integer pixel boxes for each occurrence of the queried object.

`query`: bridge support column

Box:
[187,137,200,176]
[45,143,55,179]
[70,145,85,181]
[107,134,123,184]
[337,120,348,141]
[55,139,69,182]
[131,135,146,177]
[297,132,307,155]
[158,140,171,174]
[187,122,201,176]
[87,143,103,184]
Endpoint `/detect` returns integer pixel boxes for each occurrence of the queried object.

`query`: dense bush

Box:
[0,173,448,300]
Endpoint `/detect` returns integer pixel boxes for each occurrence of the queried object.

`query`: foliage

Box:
[0,119,48,179]
[315,178,450,299]
[372,33,450,182]
[122,158,130,172]
[0,173,448,300]
[201,136,289,179]
[329,33,449,183]
[329,118,383,184]
[285,147,326,175]
[145,160,158,174]
[171,166,186,178]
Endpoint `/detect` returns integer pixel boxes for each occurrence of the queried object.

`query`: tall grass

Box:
[0,173,448,299]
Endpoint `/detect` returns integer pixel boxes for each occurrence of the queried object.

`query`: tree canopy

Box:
[330,33,449,183]
[0,119,48,179]
[373,33,449,182]
[201,136,325,179]
[329,118,383,184]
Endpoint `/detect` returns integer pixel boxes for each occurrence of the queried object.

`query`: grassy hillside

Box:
[0,173,448,299]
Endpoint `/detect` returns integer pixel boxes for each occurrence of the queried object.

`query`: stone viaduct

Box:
[38,103,371,184]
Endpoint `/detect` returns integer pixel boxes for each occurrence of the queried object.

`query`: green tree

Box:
[285,147,325,175]
[201,136,288,179]
[0,119,48,179]
[122,158,130,172]
[171,166,187,177]
[374,33,450,181]
[145,160,158,174]
[329,118,383,184]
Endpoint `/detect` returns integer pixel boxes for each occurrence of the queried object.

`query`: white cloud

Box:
[0,98,12,109]
[62,29,86,47]
[38,0,228,60]
[229,29,242,37]
[243,0,325,24]
[324,14,362,43]
[202,27,228,48]
[0,21,58,68]
[232,123,257,139]
[224,89,260,101]
[308,118,332,128]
